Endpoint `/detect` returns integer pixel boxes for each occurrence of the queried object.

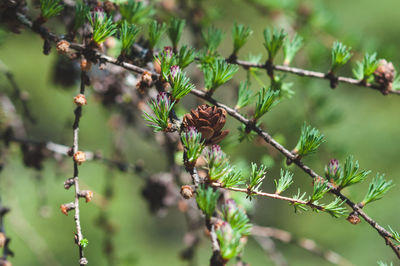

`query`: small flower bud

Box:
[0,232,6,248]
[74,94,87,106]
[56,40,70,54]
[79,257,89,265]
[180,185,194,199]
[60,203,75,216]
[347,211,361,225]
[64,178,75,190]
[73,151,86,165]
[325,159,341,184]
[80,58,92,72]
[142,71,153,86]
[374,59,395,93]
[170,65,180,79]
[78,190,94,203]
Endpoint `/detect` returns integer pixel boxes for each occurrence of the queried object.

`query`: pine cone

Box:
[374,59,395,90]
[183,104,229,145]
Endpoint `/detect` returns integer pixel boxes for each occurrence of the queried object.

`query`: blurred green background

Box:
[1,0,400,265]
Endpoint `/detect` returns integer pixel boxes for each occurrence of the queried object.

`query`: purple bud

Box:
[91,7,105,22]
[170,65,180,79]
[218,222,233,241]
[156,92,171,109]
[325,159,341,181]
[224,199,237,217]
[163,46,173,57]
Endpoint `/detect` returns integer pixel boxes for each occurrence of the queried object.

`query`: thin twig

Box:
[252,225,354,266]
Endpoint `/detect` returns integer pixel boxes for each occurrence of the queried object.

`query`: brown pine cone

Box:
[374,59,395,89]
[183,104,229,145]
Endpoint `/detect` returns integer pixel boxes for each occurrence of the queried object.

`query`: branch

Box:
[252,225,354,266]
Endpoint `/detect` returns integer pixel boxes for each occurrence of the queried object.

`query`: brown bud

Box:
[60,203,75,216]
[64,178,75,190]
[142,71,153,87]
[73,151,86,165]
[80,58,92,72]
[374,59,395,92]
[78,190,94,203]
[347,211,361,225]
[0,232,6,248]
[56,40,70,54]
[103,0,115,13]
[74,94,87,106]
[180,185,194,199]
[182,104,229,145]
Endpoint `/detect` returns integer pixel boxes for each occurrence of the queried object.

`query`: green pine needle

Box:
[143,93,174,132]
[181,128,204,163]
[148,20,167,50]
[331,41,352,72]
[176,45,196,69]
[339,155,371,188]
[322,198,347,218]
[40,0,64,20]
[88,12,117,44]
[235,81,253,109]
[202,26,224,54]
[73,3,89,31]
[168,18,186,50]
[283,33,303,65]
[248,163,267,193]
[294,123,325,157]
[232,23,253,55]
[362,174,394,206]
[254,87,280,119]
[203,59,239,92]
[222,202,252,236]
[170,69,195,101]
[120,0,155,24]
[263,28,287,61]
[310,178,330,202]
[204,145,231,182]
[196,185,220,218]
[275,169,294,194]
[119,21,140,54]
[352,52,379,81]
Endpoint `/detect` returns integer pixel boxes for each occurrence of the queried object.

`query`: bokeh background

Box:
[0,0,400,265]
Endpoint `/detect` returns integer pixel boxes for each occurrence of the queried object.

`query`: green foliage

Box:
[294,123,324,157]
[202,26,224,54]
[247,163,267,193]
[274,169,294,194]
[80,238,89,248]
[222,201,252,236]
[196,185,220,218]
[203,59,239,92]
[235,81,253,109]
[119,21,140,55]
[169,67,195,101]
[181,128,204,164]
[232,23,253,55]
[40,0,64,20]
[377,262,393,266]
[254,87,280,119]
[156,47,176,81]
[362,174,394,206]
[321,198,347,218]
[237,123,257,143]
[283,34,303,65]
[176,45,196,69]
[263,28,287,61]
[120,0,155,24]
[310,178,330,202]
[143,92,174,132]
[330,41,352,72]
[168,18,186,49]
[204,145,231,181]
[339,155,371,188]
[148,20,167,50]
[220,169,245,188]
[73,3,90,31]
[290,189,308,212]
[88,12,117,44]
[388,225,400,243]
[216,223,245,260]
[352,52,379,81]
